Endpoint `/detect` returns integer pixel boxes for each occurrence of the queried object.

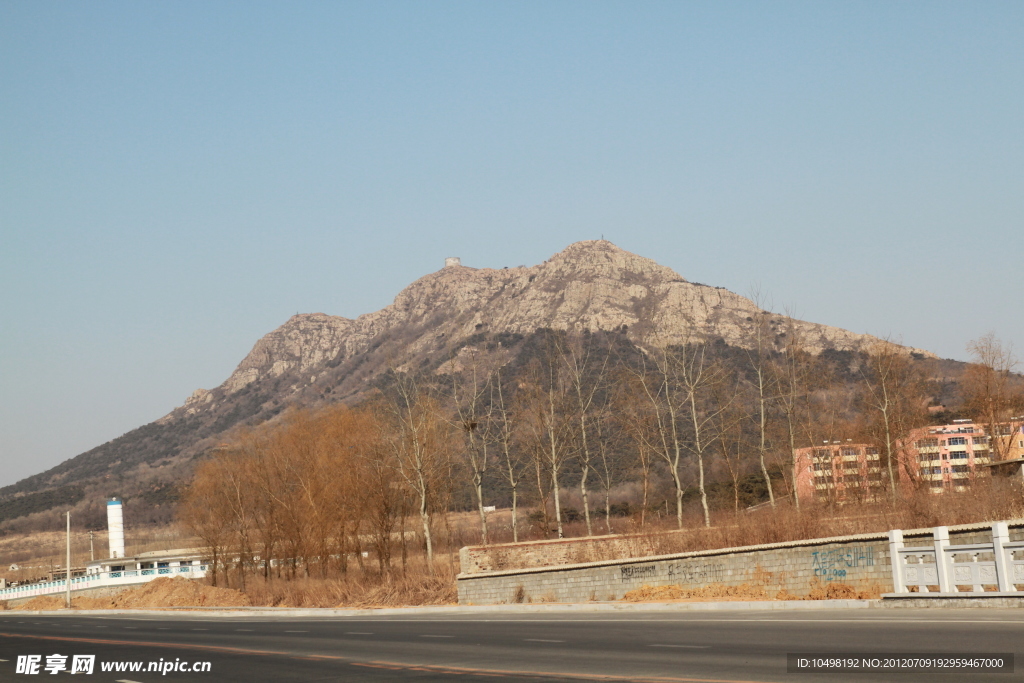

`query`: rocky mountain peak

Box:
[178,240,934,416]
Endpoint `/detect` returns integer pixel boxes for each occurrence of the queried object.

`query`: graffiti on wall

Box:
[620,564,657,582]
[618,561,726,584]
[811,546,874,582]
[667,562,725,584]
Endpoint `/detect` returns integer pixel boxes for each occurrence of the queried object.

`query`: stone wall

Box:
[456,520,1024,605]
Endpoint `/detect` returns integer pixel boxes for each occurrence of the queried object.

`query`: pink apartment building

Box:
[794,419,1024,504]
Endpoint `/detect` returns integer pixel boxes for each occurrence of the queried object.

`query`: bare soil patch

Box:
[10,577,250,610]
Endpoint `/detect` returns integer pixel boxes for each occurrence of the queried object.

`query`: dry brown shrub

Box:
[241,564,457,609]
[622,583,770,602]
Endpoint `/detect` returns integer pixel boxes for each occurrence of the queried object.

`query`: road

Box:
[0,608,1021,682]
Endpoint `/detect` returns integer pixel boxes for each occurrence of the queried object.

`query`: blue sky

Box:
[2,1,1022,487]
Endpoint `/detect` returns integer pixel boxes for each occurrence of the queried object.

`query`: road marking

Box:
[236,629,254,632]
[192,628,209,631]
[650,644,711,649]
[122,627,136,629]
[116,680,143,683]
[420,634,454,638]
[0,658,8,662]
[157,627,169,630]
[284,630,307,633]
[345,631,374,635]
[525,638,565,643]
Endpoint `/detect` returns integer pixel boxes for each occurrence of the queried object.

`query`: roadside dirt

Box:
[622,582,881,602]
[9,577,250,610]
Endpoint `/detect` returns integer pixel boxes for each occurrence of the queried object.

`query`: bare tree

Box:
[447,351,496,544]
[674,340,733,527]
[746,292,777,507]
[560,334,610,536]
[378,372,452,570]
[492,368,526,542]
[862,340,927,498]
[774,313,810,509]
[520,336,574,538]
[964,334,1024,462]
[629,346,693,529]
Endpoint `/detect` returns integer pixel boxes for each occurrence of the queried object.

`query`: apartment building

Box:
[907,419,1024,491]
[793,419,1024,503]
[793,441,886,504]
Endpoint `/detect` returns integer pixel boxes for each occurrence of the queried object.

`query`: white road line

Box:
[0,658,8,662]
[157,627,169,630]
[116,679,143,683]
[192,628,209,631]
[345,632,374,635]
[284,630,307,633]
[525,638,565,643]
[420,634,454,638]
[649,644,711,649]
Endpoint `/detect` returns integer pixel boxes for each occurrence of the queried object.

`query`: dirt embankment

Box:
[7,577,250,610]
[622,582,881,602]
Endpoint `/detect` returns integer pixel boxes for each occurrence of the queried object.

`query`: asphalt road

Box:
[0,608,1022,682]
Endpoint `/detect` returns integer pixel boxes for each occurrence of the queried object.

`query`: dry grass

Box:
[567,479,1024,563]
[622,581,881,602]
[240,563,458,608]
[8,577,250,610]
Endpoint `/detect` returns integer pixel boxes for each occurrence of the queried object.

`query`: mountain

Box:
[0,240,938,527]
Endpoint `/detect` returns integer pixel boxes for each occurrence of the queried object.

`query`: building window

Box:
[841,447,860,456]
[951,465,970,473]
[813,461,821,471]
[973,436,988,445]
[930,480,945,488]
[916,438,939,448]
[950,451,968,460]
[949,437,967,446]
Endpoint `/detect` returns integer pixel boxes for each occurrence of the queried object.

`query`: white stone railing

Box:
[889,522,1024,594]
[0,564,208,602]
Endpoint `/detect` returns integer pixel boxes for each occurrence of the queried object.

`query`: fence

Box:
[889,522,1024,594]
[0,564,208,602]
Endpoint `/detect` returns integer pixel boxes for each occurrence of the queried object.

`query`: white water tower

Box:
[107,498,125,559]
[444,257,461,268]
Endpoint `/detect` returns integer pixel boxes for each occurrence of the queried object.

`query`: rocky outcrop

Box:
[182,240,930,415]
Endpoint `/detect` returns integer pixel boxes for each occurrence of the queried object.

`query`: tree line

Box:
[179,322,1023,583]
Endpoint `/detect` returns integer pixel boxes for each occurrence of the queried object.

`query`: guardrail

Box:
[889,522,1024,594]
[0,564,208,602]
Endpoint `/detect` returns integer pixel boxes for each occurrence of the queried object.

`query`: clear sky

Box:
[2,1,1022,488]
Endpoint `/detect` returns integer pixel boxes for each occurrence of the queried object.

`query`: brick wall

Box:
[456,520,1024,605]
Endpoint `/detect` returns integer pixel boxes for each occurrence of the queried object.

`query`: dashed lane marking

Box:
[525,638,565,643]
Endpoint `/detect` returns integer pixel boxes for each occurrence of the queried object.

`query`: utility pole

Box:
[89,531,94,562]
[65,511,71,609]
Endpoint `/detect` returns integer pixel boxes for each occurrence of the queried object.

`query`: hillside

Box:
[0,240,947,528]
